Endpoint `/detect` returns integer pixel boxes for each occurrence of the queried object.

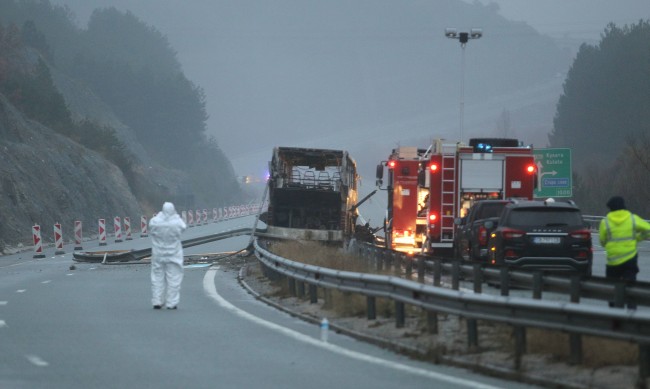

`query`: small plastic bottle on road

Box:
[320,318,329,342]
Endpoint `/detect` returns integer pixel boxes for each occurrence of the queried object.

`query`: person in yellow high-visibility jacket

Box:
[599,196,650,309]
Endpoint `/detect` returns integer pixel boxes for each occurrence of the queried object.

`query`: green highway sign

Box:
[533,148,572,198]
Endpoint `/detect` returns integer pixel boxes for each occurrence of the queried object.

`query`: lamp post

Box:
[445,28,482,143]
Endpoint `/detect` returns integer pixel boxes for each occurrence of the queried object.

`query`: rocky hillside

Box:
[0,93,143,252]
[0,5,245,253]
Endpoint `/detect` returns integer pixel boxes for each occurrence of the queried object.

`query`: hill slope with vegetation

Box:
[0,0,242,250]
[549,21,650,215]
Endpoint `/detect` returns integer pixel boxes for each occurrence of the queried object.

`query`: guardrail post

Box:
[569,332,583,365]
[433,259,442,287]
[367,296,376,320]
[500,267,510,296]
[614,283,626,308]
[639,344,650,387]
[395,301,405,328]
[384,251,392,272]
[451,261,460,290]
[309,284,318,304]
[297,281,305,298]
[288,277,296,297]
[473,263,482,293]
[393,253,401,276]
[417,258,425,283]
[427,311,438,334]
[570,274,581,303]
[405,258,413,278]
[467,319,478,348]
[532,271,543,299]
[514,326,526,370]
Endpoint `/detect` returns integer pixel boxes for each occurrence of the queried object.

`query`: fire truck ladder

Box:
[440,145,457,242]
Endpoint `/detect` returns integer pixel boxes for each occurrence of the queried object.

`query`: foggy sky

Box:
[50,0,648,189]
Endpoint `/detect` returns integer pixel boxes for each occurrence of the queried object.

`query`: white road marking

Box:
[41,280,52,284]
[0,260,38,268]
[185,264,212,269]
[0,301,7,306]
[16,289,26,293]
[0,320,7,328]
[203,268,501,389]
[26,355,49,367]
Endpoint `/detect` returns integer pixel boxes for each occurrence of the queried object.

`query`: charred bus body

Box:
[265,147,359,243]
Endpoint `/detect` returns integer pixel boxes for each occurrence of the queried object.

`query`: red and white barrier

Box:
[98,219,107,246]
[74,220,83,250]
[32,224,45,258]
[202,209,208,224]
[212,208,218,222]
[195,210,201,226]
[187,210,194,227]
[114,216,122,243]
[124,217,132,240]
[54,223,65,255]
[140,216,148,237]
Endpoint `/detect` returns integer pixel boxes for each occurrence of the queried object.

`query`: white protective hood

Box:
[149,202,187,264]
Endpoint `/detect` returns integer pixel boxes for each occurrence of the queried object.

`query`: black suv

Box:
[487,200,592,276]
[454,199,512,262]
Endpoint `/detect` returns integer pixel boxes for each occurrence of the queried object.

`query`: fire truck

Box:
[377,139,536,255]
[377,146,430,253]
[423,138,536,255]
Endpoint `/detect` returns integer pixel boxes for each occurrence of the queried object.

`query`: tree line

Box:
[549,20,650,216]
[0,0,241,207]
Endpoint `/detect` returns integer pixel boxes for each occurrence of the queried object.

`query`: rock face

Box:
[0,93,142,251]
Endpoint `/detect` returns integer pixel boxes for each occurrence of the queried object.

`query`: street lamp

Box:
[445,28,482,143]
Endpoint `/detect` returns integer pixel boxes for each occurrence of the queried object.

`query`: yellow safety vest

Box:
[599,210,650,266]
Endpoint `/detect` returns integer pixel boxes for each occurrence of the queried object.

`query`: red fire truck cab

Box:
[379,147,429,254]
[423,138,536,255]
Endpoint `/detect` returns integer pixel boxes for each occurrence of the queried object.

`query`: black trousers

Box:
[606,255,639,309]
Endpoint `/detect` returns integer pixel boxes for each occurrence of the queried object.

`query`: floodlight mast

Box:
[445,28,482,143]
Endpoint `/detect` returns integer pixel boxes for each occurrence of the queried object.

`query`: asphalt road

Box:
[0,216,539,389]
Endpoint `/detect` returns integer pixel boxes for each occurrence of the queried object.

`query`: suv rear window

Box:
[477,203,508,219]
[506,208,583,227]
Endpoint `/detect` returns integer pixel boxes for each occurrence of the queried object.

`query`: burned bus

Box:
[265,147,359,243]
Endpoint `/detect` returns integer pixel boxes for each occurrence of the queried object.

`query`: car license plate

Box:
[533,236,561,244]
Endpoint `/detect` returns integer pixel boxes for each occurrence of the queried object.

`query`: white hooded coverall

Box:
[149,202,187,308]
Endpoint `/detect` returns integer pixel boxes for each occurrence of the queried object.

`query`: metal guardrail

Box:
[353,242,650,308]
[124,227,256,261]
[253,238,650,381]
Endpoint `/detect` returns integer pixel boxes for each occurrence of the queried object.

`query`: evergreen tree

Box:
[549,20,650,172]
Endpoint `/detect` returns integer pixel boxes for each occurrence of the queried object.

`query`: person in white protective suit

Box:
[149,202,187,310]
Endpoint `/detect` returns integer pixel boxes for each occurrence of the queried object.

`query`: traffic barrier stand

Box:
[202,209,208,224]
[195,209,201,226]
[32,224,46,258]
[74,220,83,250]
[54,223,65,255]
[98,219,107,246]
[140,216,148,237]
[212,208,218,223]
[114,216,123,243]
[124,217,132,240]
[187,210,194,227]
